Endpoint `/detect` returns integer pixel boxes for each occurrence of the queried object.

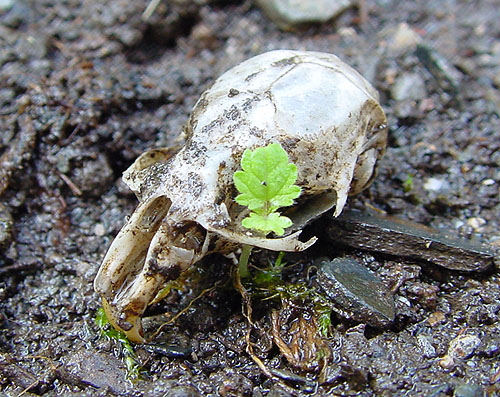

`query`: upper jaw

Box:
[94,195,208,342]
[94,196,170,300]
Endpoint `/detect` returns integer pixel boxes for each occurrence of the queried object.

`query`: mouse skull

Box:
[94,50,387,342]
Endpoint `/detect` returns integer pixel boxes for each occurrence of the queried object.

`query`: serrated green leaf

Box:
[247,144,288,184]
[233,143,301,212]
[234,170,267,209]
[234,143,302,238]
[241,212,292,236]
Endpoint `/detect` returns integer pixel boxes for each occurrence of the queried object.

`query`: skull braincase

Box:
[94,50,387,342]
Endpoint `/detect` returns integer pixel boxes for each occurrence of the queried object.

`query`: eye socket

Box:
[171,221,206,252]
[138,196,171,232]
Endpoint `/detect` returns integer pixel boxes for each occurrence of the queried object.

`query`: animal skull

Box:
[94,50,387,342]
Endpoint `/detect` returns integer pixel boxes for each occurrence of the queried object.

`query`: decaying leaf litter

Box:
[1,0,499,396]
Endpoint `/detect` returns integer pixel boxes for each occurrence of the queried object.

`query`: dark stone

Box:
[314,257,395,327]
[143,343,192,359]
[64,349,129,395]
[326,209,496,272]
[453,383,484,397]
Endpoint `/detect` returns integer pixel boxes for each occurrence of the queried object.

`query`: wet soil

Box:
[1,0,499,395]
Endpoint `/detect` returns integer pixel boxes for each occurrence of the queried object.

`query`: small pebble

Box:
[417,335,437,358]
[391,72,427,102]
[387,23,422,55]
[427,311,446,327]
[255,0,353,30]
[94,223,106,237]
[0,203,13,252]
[419,97,436,112]
[439,354,455,370]
[439,334,481,369]
[423,177,450,192]
[467,217,486,230]
[406,282,440,309]
[338,26,357,38]
[397,296,411,307]
[449,335,481,359]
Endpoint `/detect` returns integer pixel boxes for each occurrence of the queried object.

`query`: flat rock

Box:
[64,349,129,395]
[314,257,395,327]
[0,0,14,12]
[255,0,353,30]
[453,383,484,397]
[326,210,496,272]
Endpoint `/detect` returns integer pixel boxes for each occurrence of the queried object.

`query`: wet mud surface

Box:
[1,0,499,395]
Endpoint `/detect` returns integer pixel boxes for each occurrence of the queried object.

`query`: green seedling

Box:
[317,304,333,338]
[253,251,286,287]
[234,142,301,235]
[403,174,414,193]
[232,144,333,373]
[95,308,143,381]
[233,142,301,277]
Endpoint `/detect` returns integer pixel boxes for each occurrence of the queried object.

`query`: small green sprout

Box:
[233,143,301,236]
[403,174,414,193]
[253,251,286,287]
[95,308,143,381]
[317,305,333,338]
[233,143,301,277]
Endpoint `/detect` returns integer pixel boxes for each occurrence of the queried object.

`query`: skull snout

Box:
[94,195,210,342]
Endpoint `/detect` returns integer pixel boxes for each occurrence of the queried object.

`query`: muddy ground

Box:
[1,0,499,395]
